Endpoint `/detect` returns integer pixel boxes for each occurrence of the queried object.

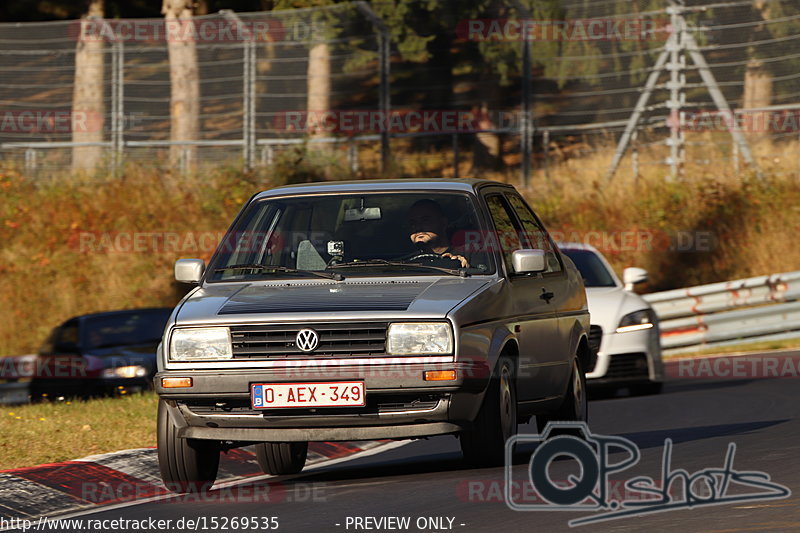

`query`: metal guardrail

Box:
[643,271,800,354]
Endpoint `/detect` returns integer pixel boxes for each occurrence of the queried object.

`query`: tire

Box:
[157,400,220,493]
[537,356,588,434]
[254,442,308,475]
[460,356,517,467]
[630,381,663,396]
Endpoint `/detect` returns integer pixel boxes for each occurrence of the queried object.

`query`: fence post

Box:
[520,38,532,188]
[222,10,257,170]
[355,2,390,174]
[348,139,358,174]
[452,133,459,178]
[110,36,125,173]
[542,129,550,181]
[24,148,36,175]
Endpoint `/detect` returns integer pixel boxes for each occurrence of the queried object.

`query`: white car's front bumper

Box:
[586,325,663,384]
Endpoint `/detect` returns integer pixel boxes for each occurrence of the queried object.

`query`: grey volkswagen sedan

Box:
[155,178,591,491]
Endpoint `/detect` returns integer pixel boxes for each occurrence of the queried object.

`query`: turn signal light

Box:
[161,377,193,388]
[424,370,457,381]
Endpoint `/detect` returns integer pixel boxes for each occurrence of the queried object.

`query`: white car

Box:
[558,243,664,395]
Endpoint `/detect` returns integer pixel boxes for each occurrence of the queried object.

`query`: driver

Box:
[407,199,470,268]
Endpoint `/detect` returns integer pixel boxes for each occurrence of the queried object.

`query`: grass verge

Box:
[0,392,157,470]
[663,337,800,360]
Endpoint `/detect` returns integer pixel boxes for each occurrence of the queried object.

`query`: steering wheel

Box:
[406,252,464,268]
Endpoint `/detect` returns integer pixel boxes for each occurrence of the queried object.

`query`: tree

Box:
[72,0,105,171]
[162,0,199,169]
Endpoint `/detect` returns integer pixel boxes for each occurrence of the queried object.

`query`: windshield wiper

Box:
[215,264,344,281]
[327,259,469,277]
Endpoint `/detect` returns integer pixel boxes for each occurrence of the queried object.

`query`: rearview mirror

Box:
[175,259,205,283]
[511,249,546,274]
[623,267,648,291]
[344,207,382,221]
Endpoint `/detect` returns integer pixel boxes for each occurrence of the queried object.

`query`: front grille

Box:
[231,322,388,359]
[182,394,443,416]
[606,353,649,379]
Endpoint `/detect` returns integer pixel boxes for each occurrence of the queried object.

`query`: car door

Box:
[505,192,573,390]
[483,191,563,402]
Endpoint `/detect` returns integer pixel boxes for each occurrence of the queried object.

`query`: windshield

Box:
[560,248,617,288]
[83,309,172,350]
[207,192,495,281]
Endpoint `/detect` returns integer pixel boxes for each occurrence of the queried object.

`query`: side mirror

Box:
[511,249,546,274]
[623,267,648,291]
[175,258,205,284]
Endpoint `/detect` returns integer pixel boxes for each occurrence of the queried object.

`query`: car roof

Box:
[556,241,602,254]
[556,242,622,287]
[255,178,512,199]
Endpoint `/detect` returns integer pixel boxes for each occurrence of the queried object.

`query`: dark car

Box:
[30,308,173,400]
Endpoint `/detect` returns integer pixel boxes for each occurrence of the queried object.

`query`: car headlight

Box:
[386,323,453,355]
[616,309,656,333]
[101,365,148,379]
[169,327,232,361]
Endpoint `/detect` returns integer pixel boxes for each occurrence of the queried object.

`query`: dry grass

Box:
[519,136,800,291]
[0,392,157,470]
[663,338,800,360]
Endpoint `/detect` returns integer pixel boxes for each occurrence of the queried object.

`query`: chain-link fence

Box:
[1,0,799,182]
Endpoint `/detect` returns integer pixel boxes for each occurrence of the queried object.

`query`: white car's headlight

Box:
[386,323,453,355]
[616,309,655,333]
[101,365,148,379]
[170,327,232,361]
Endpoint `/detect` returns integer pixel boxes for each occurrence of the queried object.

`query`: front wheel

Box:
[537,356,588,434]
[460,356,517,467]
[254,442,308,475]
[157,400,220,492]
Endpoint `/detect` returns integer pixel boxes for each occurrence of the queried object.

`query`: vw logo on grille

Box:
[295,328,319,352]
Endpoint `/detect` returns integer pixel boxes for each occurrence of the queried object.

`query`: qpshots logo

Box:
[505,422,790,527]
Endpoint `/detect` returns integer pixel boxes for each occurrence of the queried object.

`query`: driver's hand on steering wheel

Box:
[441,252,469,268]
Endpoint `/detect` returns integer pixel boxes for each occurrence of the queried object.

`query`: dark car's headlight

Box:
[616,309,656,333]
[169,327,232,361]
[101,365,148,379]
[386,323,453,355]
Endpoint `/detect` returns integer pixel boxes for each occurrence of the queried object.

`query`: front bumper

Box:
[586,326,663,384]
[156,360,489,442]
[29,377,152,398]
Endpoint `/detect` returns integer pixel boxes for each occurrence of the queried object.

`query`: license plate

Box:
[250,381,365,409]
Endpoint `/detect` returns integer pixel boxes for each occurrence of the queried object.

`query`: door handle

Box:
[540,289,554,303]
